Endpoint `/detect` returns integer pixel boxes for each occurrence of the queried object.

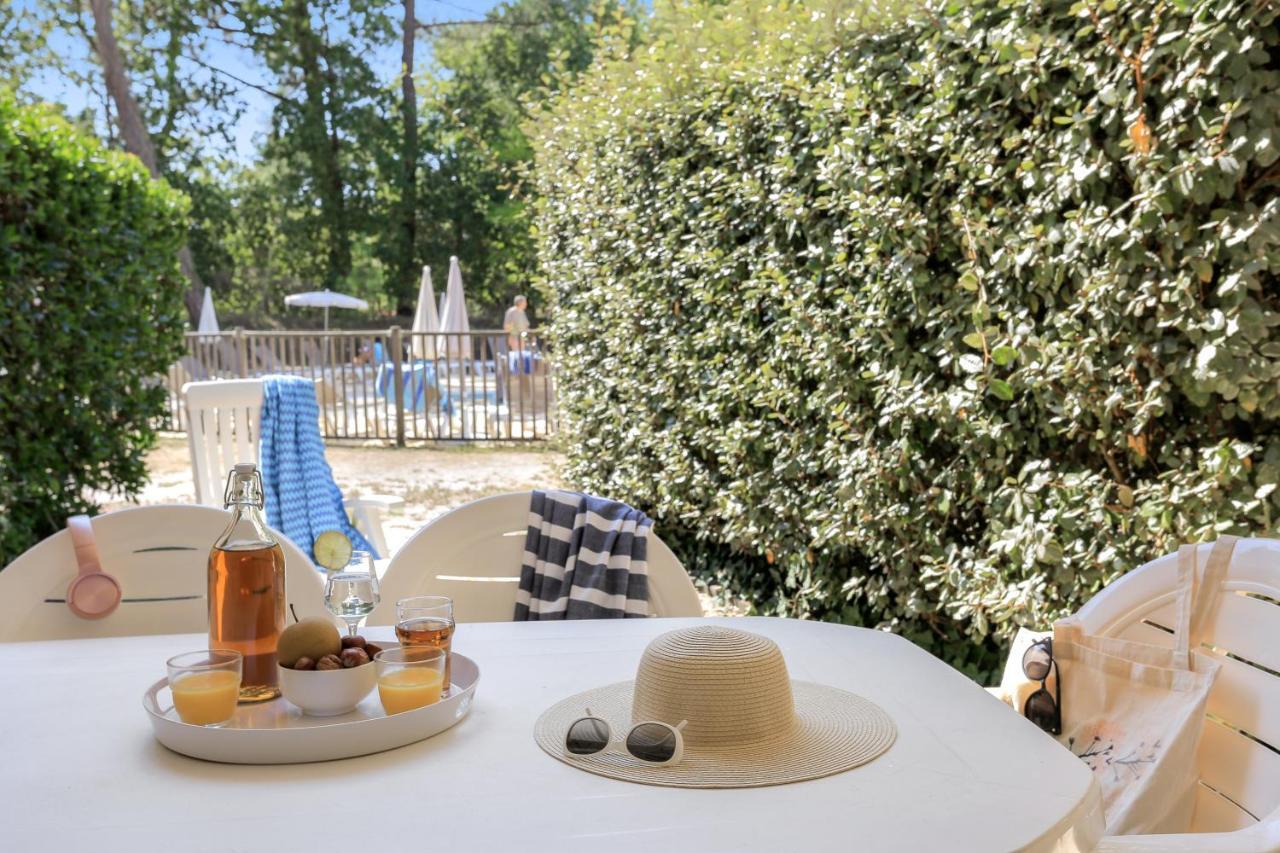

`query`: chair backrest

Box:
[370,492,702,625]
[1075,538,1280,833]
[183,379,265,505]
[0,505,328,642]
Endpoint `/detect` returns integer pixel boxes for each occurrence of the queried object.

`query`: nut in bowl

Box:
[277,622,384,717]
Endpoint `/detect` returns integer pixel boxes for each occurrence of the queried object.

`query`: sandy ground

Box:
[109,436,564,556]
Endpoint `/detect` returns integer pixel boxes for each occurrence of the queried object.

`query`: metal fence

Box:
[160,329,557,443]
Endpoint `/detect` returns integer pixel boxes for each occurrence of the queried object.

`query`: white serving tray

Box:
[143,653,479,764]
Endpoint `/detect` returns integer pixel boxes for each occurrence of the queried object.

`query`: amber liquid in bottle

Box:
[209,543,285,702]
[210,463,286,703]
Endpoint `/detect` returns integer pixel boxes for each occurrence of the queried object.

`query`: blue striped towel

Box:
[259,376,378,561]
[514,490,650,620]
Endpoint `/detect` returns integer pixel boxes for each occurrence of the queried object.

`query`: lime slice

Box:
[313,530,353,572]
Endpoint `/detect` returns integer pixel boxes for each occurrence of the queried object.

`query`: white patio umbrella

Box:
[284,289,369,330]
[197,287,220,336]
[440,256,470,361]
[411,266,440,361]
[439,256,474,436]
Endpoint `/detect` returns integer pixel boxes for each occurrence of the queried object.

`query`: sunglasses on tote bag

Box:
[565,709,688,765]
[1022,638,1062,736]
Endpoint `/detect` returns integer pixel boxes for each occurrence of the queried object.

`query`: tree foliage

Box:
[12,0,621,326]
[0,93,188,565]
[531,0,1280,677]
[413,0,637,323]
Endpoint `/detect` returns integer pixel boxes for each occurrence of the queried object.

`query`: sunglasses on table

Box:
[1022,638,1061,736]
[565,709,688,765]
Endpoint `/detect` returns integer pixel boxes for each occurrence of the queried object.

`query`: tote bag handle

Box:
[1172,535,1238,668]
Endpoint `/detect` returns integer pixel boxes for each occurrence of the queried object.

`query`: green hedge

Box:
[0,94,188,566]
[532,0,1280,677]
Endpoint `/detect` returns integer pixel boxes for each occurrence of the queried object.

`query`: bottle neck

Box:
[218,469,276,551]
[217,501,277,552]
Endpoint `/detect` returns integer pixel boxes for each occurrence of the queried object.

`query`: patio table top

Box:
[1,616,1103,852]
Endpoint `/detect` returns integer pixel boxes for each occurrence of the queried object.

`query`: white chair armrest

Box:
[346,494,404,511]
[1094,820,1280,853]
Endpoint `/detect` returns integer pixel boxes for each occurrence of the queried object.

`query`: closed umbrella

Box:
[440,256,470,362]
[197,287,220,336]
[440,256,474,436]
[411,266,440,361]
[283,289,369,330]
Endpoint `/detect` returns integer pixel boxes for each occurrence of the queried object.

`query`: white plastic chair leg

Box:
[346,495,403,558]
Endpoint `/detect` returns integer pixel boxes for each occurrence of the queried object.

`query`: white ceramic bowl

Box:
[278,662,377,717]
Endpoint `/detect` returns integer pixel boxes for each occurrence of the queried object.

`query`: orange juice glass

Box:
[375,647,445,715]
[167,650,242,727]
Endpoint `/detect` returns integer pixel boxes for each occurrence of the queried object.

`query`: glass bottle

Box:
[209,463,286,703]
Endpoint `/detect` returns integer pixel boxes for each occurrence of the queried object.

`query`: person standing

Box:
[503,294,531,350]
[501,295,533,408]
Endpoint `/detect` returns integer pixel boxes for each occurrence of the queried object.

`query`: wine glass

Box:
[324,550,380,637]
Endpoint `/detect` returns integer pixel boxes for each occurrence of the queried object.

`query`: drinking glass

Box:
[325,551,380,637]
[395,595,454,694]
[374,646,447,715]
[166,649,242,727]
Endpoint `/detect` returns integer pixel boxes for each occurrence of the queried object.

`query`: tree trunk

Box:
[290,0,351,286]
[397,0,418,313]
[89,0,204,322]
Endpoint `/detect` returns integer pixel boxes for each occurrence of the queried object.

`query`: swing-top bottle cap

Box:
[224,463,265,510]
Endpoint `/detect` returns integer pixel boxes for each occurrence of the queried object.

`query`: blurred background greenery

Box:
[5,0,642,328]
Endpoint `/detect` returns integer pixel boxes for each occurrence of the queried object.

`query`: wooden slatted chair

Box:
[182,379,401,557]
[1084,538,1280,851]
[369,492,702,625]
[0,505,328,642]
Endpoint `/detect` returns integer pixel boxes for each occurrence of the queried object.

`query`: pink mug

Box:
[65,515,121,619]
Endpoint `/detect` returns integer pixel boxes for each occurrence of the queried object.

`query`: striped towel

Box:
[259,376,378,561]
[514,490,650,620]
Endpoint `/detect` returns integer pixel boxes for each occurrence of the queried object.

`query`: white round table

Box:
[0,617,1103,852]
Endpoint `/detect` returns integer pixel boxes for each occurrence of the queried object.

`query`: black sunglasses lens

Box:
[1024,689,1058,734]
[566,718,610,755]
[625,723,678,763]
[1022,642,1052,682]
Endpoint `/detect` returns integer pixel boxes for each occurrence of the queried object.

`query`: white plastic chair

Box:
[1079,538,1280,852]
[369,492,702,625]
[0,505,328,642]
[182,379,402,556]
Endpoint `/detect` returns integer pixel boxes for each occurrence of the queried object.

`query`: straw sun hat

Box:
[533,626,897,788]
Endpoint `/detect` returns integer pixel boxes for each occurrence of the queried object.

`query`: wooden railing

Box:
[159,329,557,443]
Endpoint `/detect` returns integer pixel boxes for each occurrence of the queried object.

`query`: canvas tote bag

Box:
[1051,536,1235,835]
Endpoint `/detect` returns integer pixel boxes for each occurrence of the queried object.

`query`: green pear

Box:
[278,617,342,668]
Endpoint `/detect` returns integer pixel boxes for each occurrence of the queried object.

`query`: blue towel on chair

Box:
[259,376,378,561]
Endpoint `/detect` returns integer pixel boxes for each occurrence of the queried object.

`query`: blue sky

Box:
[20,0,504,162]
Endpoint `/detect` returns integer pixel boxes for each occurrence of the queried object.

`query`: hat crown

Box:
[630,626,796,747]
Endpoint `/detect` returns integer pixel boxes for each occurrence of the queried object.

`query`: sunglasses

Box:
[565,709,688,765]
[1021,638,1062,736]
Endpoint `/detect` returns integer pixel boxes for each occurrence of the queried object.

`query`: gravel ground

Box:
[105,436,564,556]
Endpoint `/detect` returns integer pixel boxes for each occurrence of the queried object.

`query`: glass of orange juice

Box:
[167,650,243,727]
[375,647,445,715]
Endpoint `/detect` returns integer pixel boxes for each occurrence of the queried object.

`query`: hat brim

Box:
[534,680,896,789]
